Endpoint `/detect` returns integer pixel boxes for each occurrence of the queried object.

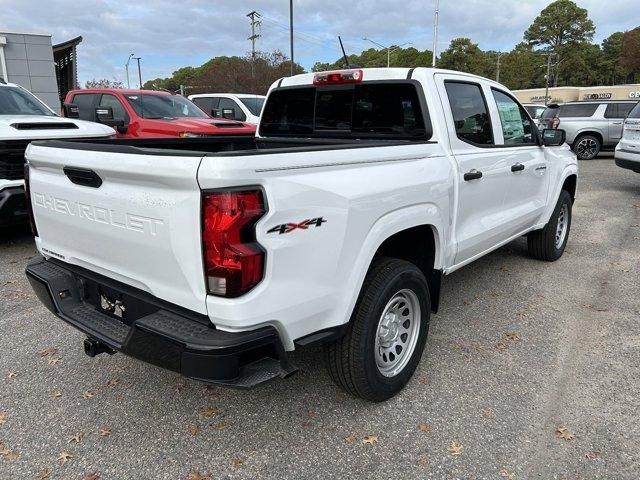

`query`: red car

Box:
[63,89,256,138]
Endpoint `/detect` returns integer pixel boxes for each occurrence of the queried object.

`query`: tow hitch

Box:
[83,338,116,357]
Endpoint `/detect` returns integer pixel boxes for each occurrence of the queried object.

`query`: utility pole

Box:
[544,53,553,105]
[289,0,294,76]
[496,52,503,83]
[247,10,262,86]
[133,56,142,89]
[432,0,439,67]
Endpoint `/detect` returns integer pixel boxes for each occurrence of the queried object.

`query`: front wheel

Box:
[527,190,572,261]
[324,257,430,402]
[573,135,601,160]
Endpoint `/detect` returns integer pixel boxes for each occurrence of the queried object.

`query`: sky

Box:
[1,0,638,86]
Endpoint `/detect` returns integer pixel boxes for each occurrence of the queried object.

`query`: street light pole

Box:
[133,57,142,89]
[125,53,134,88]
[496,52,503,83]
[289,0,294,76]
[432,0,439,67]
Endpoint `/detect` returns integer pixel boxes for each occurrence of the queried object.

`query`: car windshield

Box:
[628,102,640,119]
[124,94,208,119]
[0,86,55,116]
[239,97,265,116]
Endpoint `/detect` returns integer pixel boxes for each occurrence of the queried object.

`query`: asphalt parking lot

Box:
[1,157,639,480]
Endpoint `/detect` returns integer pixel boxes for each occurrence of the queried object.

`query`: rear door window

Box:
[192,97,213,115]
[71,93,97,121]
[605,102,637,119]
[260,83,429,139]
[627,103,640,119]
[444,81,494,146]
[558,103,599,118]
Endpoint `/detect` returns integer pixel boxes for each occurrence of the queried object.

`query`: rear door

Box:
[436,75,512,265]
[26,143,207,314]
[605,103,637,145]
[70,93,99,121]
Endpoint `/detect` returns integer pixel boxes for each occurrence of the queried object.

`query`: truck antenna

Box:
[338,36,350,69]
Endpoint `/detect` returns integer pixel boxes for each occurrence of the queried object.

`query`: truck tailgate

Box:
[26,143,207,314]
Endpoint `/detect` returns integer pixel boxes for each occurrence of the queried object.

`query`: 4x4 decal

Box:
[267,217,327,235]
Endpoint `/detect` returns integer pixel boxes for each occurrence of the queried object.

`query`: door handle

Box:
[463,169,483,181]
[612,122,623,125]
[511,163,525,172]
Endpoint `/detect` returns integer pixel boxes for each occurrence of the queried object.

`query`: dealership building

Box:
[0,31,81,112]
[513,84,640,105]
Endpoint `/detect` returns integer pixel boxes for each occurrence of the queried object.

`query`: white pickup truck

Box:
[0,80,114,228]
[25,68,577,401]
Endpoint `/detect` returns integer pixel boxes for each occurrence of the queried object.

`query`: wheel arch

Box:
[572,130,603,147]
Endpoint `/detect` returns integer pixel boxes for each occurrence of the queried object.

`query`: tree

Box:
[312,46,433,71]
[438,38,493,77]
[524,0,595,86]
[621,28,640,82]
[600,32,627,85]
[85,78,124,89]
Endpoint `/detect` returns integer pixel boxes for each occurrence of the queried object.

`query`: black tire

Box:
[527,190,572,261]
[572,134,601,160]
[324,257,430,402]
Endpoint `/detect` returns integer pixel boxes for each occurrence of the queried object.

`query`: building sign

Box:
[530,95,551,102]
[630,91,640,98]
[583,93,613,100]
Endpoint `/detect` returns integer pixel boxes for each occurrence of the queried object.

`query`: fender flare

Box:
[540,166,578,226]
[337,203,445,326]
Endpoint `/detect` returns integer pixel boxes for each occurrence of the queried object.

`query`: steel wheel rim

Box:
[374,289,421,378]
[555,203,569,248]
[576,138,597,159]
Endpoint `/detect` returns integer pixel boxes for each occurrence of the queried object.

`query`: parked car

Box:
[522,103,547,120]
[63,89,256,138]
[0,80,114,229]
[615,101,640,173]
[25,68,576,401]
[540,100,638,160]
[188,93,266,124]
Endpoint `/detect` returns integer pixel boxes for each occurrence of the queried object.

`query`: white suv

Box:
[615,102,640,173]
[188,93,265,125]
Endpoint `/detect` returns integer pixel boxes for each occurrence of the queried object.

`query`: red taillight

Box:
[550,117,560,129]
[313,69,363,86]
[201,189,266,298]
[24,164,38,237]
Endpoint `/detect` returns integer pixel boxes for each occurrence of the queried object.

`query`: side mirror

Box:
[211,108,221,118]
[542,128,566,147]
[95,106,126,133]
[222,108,236,119]
[63,103,80,118]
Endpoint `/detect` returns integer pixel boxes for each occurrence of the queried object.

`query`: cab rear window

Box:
[260,83,430,140]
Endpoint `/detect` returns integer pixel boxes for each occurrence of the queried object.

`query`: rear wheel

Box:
[573,134,601,160]
[324,257,430,402]
[527,190,572,261]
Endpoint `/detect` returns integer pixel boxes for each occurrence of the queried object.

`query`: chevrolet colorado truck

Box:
[24,68,577,401]
[0,80,114,228]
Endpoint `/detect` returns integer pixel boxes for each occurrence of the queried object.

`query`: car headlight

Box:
[179,132,205,138]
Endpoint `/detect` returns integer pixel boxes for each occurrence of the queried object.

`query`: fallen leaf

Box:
[99,428,112,437]
[38,348,58,357]
[416,455,429,466]
[38,468,50,480]
[480,408,492,418]
[48,358,63,366]
[213,422,231,430]
[0,413,6,425]
[189,425,201,436]
[57,451,72,465]
[363,435,379,445]
[188,470,210,480]
[504,332,521,341]
[448,441,463,456]
[106,378,119,387]
[307,410,318,419]
[174,383,188,393]
[203,385,220,396]
[83,472,100,480]
[68,433,83,444]
[0,447,19,461]
[418,423,431,433]
[51,391,63,399]
[231,458,243,468]
[418,376,429,385]
[585,451,601,460]
[500,468,514,479]
[344,432,356,444]
[495,342,508,352]
[201,406,223,418]
[300,421,313,429]
[556,426,575,441]
[82,390,96,399]
[7,372,17,379]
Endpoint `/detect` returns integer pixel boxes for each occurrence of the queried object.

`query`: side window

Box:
[218,97,246,121]
[99,94,127,122]
[192,97,213,115]
[444,82,493,146]
[491,89,535,145]
[71,94,97,121]
[617,103,636,119]
[559,103,599,118]
[604,104,619,119]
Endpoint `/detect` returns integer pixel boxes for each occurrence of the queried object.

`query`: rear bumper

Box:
[25,256,293,386]
[615,150,640,173]
[0,184,27,227]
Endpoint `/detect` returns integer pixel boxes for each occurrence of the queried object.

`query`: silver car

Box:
[540,100,638,160]
[615,102,640,173]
